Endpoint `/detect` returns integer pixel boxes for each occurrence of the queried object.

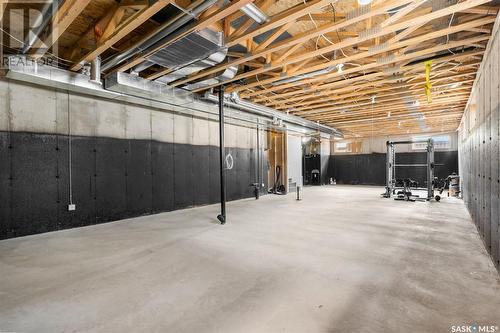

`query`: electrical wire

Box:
[0,27,75,65]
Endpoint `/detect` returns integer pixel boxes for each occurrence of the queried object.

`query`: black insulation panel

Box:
[95,138,128,223]
[151,141,174,212]
[0,132,11,237]
[330,151,458,186]
[0,131,263,239]
[11,133,58,236]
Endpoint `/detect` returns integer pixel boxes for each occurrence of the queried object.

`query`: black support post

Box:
[217,86,227,224]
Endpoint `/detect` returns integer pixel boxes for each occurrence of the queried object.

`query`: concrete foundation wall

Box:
[330,151,458,186]
[328,133,459,186]
[332,132,458,154]
[287,133,303,189]
[320,138,331,184]
[458,15,500,270]
[0,79,268,239]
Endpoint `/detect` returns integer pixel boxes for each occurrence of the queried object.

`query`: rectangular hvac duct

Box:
[146,28,223,69]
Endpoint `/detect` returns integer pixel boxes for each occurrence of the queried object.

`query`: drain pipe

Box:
[217,86,227,225]
[90,56,102,84]
[101,0,218,72]
[200,92,343,137]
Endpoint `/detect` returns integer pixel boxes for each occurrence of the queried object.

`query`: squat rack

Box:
[384,138,435,200]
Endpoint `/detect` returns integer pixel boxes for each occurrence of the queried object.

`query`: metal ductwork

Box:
[102,0,270,86]
[90,56,102,84]
[101,0,219,72]
[140,27,238,91]
[155,50,227,84]
[142,27,237,90]
[147,28,223,69]
[271,66,336,86]
[201,91,343,137]
[183,65,238,90]
[104,71,341,136]
[240,3,269,24]
[1,58,341,137]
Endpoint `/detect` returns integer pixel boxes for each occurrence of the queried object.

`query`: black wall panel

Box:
[193,145,210,206]
[54,135,72,230]
[126,140,153,216]
[67,137,96,228]
[173,143,194,209]
[10,133,59,236]
[330,151,458,186]
[209,146,220,204]
[95,139,128,223]
[0,132,11,237]
[0,131,261,239]
[151,141,174,212]
[226,149,238,201]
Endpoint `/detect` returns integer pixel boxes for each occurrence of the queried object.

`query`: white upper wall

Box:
[332,132,459,154]
[287,133,303,188]
[0,79,260,149]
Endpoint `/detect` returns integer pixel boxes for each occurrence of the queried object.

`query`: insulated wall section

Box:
[459,20,500,270]
[0,80,266,239]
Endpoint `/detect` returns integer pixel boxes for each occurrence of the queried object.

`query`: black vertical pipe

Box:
[217,86,226,224]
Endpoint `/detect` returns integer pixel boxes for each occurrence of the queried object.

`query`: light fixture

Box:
[413,100,420,107]
[450,82,461,89]
[387,111,391,118]
[240,3,269,24]
[271,66,335,86]
[337,63,344,73]
[358,0,372,5]
[371,96,376,104]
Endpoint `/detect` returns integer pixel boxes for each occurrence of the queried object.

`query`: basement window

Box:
[335,141,362,153]
[335,142,348,153]
[412,135,451,150]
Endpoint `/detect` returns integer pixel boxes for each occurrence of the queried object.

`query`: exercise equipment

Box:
[383,139,440,201]
[250,183,260,199]
[269,165,286,194]
[310,169,320,185]
[394,178,427,202]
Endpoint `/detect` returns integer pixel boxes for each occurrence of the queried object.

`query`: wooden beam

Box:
[120,0,149,10]
[31,0,92,58]
[114,0,256,74]
[254,22,293,52]
[227,0,336,48]
[171,0,415,87]
[98,6,127,44]
[274,42,304,63]
[460,5,498,15]
[237,16,494,97]
[71,0,173,71]
[380,0,427,27]
[230,0,273,38]
[386,21,427,43]
[296,13,346,21]
[181,0,490,91]
[255,56,482,105]
[286,76,476,111]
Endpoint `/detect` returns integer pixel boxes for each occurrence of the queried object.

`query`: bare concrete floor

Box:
[1,185,499,333]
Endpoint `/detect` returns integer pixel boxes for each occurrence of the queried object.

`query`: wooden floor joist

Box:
[2,0,496,137]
